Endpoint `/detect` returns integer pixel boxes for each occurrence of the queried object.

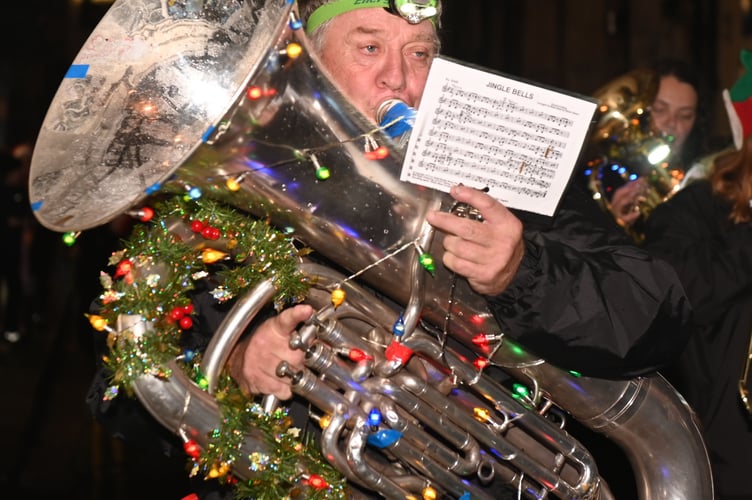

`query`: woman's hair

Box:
[709,133,752,223]
[652,58,709,167]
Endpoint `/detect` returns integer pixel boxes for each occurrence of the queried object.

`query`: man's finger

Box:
[448,185,510,224]
[272,304,314,334]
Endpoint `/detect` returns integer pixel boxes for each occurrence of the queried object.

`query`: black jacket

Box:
[642,179,752,497]
[494,181,691,379]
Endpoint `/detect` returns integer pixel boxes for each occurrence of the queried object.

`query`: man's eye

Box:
[364,45,378,54]
[408,46,435,60]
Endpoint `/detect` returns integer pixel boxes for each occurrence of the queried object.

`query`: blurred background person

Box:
[641,49,752,499]
[650,58,707,168]
[585,58,711,238]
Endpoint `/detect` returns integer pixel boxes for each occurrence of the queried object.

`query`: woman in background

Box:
[609,58,708,229]
[642,53,752,497]
[650,58,707,168]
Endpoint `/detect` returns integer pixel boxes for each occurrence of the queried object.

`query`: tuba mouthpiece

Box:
[376,99,417,149]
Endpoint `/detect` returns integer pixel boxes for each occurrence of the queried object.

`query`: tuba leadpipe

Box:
[28,0,713,498]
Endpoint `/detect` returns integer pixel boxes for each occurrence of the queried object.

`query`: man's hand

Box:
[228,304,313,400]
[426,185,525,296]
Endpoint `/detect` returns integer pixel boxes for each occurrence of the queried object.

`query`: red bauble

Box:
[190,220,204,233]
[169,307,185,321]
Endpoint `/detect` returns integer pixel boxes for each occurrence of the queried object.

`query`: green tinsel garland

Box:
[91,193,346,499]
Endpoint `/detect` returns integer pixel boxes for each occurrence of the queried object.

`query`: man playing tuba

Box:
[228,0,692,397]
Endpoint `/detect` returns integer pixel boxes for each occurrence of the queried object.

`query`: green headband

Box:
[306,0,390,34]
[305,0,438,34]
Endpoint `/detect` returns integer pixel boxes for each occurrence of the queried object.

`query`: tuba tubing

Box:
[29,0,713,498]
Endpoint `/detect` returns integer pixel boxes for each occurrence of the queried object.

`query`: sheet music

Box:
[402,57,598,217]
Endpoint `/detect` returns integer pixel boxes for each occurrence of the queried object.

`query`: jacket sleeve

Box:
[486,182,692,379]
[641,181,752,326]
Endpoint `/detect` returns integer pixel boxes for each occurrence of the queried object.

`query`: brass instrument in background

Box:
[28,0,713,498]
[582,68,685,241]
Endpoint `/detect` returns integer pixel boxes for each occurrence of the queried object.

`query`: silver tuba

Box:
[28,0,713,498]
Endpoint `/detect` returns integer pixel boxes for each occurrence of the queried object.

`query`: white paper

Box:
[402,57,598,217]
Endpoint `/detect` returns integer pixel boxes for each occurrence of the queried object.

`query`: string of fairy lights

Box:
[70,29,443,496]
[81,187,445,498]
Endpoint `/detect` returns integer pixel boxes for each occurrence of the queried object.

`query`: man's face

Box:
[316,8,439,121]
[650,75,698,155]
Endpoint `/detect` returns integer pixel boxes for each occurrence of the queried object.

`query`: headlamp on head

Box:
[388,0,438,24]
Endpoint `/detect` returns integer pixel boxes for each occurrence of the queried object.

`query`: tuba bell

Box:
[581,68,685,242]
[28,0,713,498]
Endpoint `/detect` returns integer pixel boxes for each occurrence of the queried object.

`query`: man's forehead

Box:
[331,8,438,42]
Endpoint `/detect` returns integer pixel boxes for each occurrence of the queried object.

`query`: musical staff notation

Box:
[401,57,598,217]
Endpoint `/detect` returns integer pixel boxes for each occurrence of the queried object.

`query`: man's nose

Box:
[378,54,407,91]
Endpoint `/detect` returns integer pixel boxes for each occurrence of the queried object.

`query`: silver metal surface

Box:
[202,279,277,394]
[30,0,286,231]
